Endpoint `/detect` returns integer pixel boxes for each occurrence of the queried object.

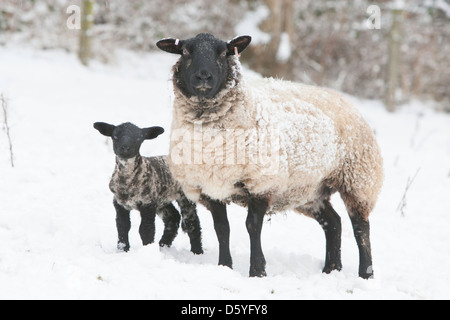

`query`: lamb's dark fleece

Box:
[94,122,203,254]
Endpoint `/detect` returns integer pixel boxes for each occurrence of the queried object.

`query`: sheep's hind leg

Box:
[114,199,131,252]
[247,196,268,277]
[310,201,343,274]
[350,213,373,279]
[341,192,374,279]
[157,203,180,248]
[202,197,232,269]
[178,197,203,255]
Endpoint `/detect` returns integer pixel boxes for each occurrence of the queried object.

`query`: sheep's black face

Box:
[94,122,165,160]
[157,34,251,100]
[179,34,229,99]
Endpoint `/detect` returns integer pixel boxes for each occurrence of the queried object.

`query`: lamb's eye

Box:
[113,135,119,140]
[183,48,190,56]
[220,50,227,58]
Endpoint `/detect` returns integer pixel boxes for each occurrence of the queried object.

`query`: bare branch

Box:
[1,93,15,168]
[396,168,421,217]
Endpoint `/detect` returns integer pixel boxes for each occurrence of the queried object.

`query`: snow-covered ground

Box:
[0,46,449,300]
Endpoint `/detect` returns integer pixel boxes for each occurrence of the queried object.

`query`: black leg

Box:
[178,196,203,255]
[157,203,180,248]
[350,214,374,279]
[311,201,343,274]
[114,199,131,252]
[139,205,157,246]
[202,197,232,269]
[246,196,268,277]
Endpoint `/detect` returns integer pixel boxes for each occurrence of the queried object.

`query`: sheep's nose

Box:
[196,70,213,82]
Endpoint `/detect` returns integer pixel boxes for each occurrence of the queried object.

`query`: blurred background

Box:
[1,0,449,111]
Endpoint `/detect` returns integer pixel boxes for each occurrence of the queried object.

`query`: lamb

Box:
[94,121,203,255]
[157,33,383,279]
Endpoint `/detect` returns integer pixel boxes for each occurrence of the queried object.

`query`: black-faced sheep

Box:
[157,33,383,279]
[94,122,203,255]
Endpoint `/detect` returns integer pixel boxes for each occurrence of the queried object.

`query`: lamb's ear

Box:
[143,126,165,140]
[156,38,184,55]
[227,35,252,56]
[94,122,116,137]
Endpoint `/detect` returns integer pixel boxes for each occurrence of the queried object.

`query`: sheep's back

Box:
[244,79,341,196]
[247,78,383,213]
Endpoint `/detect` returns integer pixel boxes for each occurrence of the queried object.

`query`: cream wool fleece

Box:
[169,57,383,219]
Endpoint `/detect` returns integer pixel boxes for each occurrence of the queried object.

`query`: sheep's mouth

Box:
[194,85,214,98]
[195,85,212,92]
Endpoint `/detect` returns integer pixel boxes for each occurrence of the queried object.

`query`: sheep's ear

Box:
[143,126,165,140]
[156,38,184,55]
[94,122,116,137]
[227,35,252,56]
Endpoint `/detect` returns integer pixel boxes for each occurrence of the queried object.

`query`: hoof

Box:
[359,266,374,279]
[190,242,204,255]
[322,262,342,274]
[159,241,172,248]
[249,267,267,278]
[117,242,130,252]
[218,257,233,270]
[191,248,204,255]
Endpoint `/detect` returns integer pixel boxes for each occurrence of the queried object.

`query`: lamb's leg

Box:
[311,201,343,274]
[178,196,203,255]
[202,197,232,269]
[114,199,131,252]
[247,196,268,277]
[350,213,374,279]
[139,205,157,246]
[157,203,180,248]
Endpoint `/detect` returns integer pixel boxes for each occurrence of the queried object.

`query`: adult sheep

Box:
[157,33,383,279]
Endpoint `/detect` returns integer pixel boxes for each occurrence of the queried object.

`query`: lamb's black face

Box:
[110,123,146,159]
[157,34,251,100]
[94,122,165,160]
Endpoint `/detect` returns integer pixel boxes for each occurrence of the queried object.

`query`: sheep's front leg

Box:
[203,198,232,269]
[114,199,131,252]
[247,196,268,277]
[139,205,157,246]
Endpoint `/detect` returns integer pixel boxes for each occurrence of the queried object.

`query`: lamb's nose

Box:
[120,146,130,153]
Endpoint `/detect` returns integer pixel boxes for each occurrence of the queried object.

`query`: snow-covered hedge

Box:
[1,0,448,105]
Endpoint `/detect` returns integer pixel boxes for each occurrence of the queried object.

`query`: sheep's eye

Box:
[183,48,190,56]
[220,50,227,58]
[113,135,119,140]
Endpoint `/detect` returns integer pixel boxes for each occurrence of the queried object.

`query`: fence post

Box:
[78,0,94,66]
[385,8,404,112]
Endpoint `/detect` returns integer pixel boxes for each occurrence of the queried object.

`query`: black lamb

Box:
[94,122,203,254]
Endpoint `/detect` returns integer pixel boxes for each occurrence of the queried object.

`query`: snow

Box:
[276,32,292,63]
[250,78,340,181]
[1,46,450,300]
[424,0,450,18]
[235,6,271,45]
